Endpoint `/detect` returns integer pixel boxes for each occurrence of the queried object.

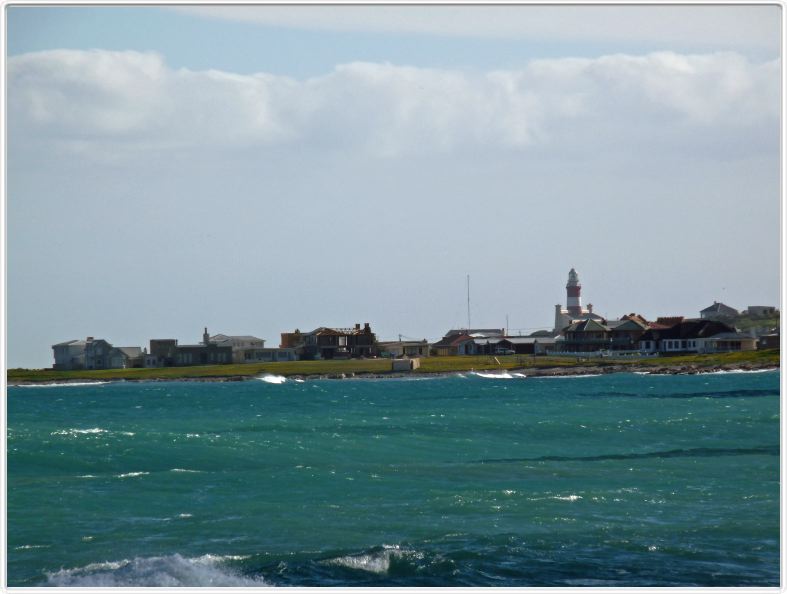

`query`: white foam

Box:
[15,544,51,550]
[322,545,412,575]
[472,371,514,379]
[15,381,110,388]
[51,427,106,436]
[258,374,287,384]
[44,553,264,587]
[115,471,149,479]
[531,374,602,379]
[170,468,203,473]
[697,368,778,375]
[552,494,583,501]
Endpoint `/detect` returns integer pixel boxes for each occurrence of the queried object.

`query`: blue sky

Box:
[5,4,782,368]
[8,5,781,76]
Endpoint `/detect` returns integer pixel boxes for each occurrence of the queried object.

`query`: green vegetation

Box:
[7,350,779,384]
[731,315,779,332]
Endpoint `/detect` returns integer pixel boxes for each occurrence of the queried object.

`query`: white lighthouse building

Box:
[553,268,603,333]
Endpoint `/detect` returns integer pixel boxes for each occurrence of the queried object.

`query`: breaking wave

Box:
[471,371,515,379]
[44,553,263,587]
[258,374,287,384]
[321,545,420,574]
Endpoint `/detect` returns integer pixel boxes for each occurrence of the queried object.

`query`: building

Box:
[561,319,612,353]
[52,337,143,370]
[430,333,475,356]
[638,320,735,354]
[697,332,758,353]
[553,269,604,332]
[146,329,232,367]
[378,340,430,358]
[208,333,283,363]
[700,301,739,320]
[281,323,377,359]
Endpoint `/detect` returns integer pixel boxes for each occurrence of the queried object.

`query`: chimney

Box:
[364,322,371,333]
[588,303,593,313]
[203,327,210,346]
[355,323,361,330]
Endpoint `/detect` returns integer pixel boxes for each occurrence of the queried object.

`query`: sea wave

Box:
[321,544,417,574]
[43,553,264,587]
[51,427,135,438]
[258,374,287,384]
[471,371,515,379]
[115,471,149,479]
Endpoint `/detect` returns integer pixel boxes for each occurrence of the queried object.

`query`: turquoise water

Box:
[7,371,780,586]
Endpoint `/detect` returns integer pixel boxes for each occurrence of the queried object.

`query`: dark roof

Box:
[704,332,757,341]
[432,334,474,348]
[444,328,504,338]
[565,319,610,333]
[700,302,738,315]
[639,320,735,341]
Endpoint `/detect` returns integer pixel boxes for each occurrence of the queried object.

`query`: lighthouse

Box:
[566,268,582,317]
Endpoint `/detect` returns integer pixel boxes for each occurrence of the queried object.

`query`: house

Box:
[638,320,735,354]
[561,319,612,352]
[700,301,739,320]
[505,336,558,355]
[53,339,89,370]
[146,329,232,367]
[430,333,475,356]
[282,323,377,359]
[209,333,268,363]
[52,337,143,370]
[431,329,504,356]
[110,347,143,369]
[607,315,650,350]
[759,331,780,350]
[697,332,758,353]
[378,340,430,358]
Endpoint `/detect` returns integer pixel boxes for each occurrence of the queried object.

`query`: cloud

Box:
[173,5,780,52]
[7,49,780,158]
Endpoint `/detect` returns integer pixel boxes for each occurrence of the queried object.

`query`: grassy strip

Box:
[7,350,779,384]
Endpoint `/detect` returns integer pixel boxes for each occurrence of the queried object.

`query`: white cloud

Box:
[173,5,780,52]
[7,49,780,158]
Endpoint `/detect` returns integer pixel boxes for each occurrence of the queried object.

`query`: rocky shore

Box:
[8,360,779,386]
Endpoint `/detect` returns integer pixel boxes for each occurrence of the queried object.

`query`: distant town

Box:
[51,269,780,371]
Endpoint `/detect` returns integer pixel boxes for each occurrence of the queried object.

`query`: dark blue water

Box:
[7,370,780,586]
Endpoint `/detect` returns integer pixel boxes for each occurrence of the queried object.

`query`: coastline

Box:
[7,360,779,386]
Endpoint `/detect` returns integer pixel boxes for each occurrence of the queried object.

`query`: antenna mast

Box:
[467,274,471,329]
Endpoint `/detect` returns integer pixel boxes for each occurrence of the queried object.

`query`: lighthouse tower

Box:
[566,268,582,317]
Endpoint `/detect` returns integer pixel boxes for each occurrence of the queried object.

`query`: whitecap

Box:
[51,428,107,436]
[258,374,287,384]
[531,374,602,379]
[322,546,409,574]
[472,371,514,379]
[44,553,264,587]
[115,471,149,479]
[552,494,582,501]
[15,544,51,550]
[170,468,203,473]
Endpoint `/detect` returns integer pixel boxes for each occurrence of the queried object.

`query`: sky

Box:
[5,4,783,368]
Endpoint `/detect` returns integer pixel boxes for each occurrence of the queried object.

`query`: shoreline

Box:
[7,361,779,386]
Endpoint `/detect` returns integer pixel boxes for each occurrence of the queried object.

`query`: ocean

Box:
[7,370,780,587]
